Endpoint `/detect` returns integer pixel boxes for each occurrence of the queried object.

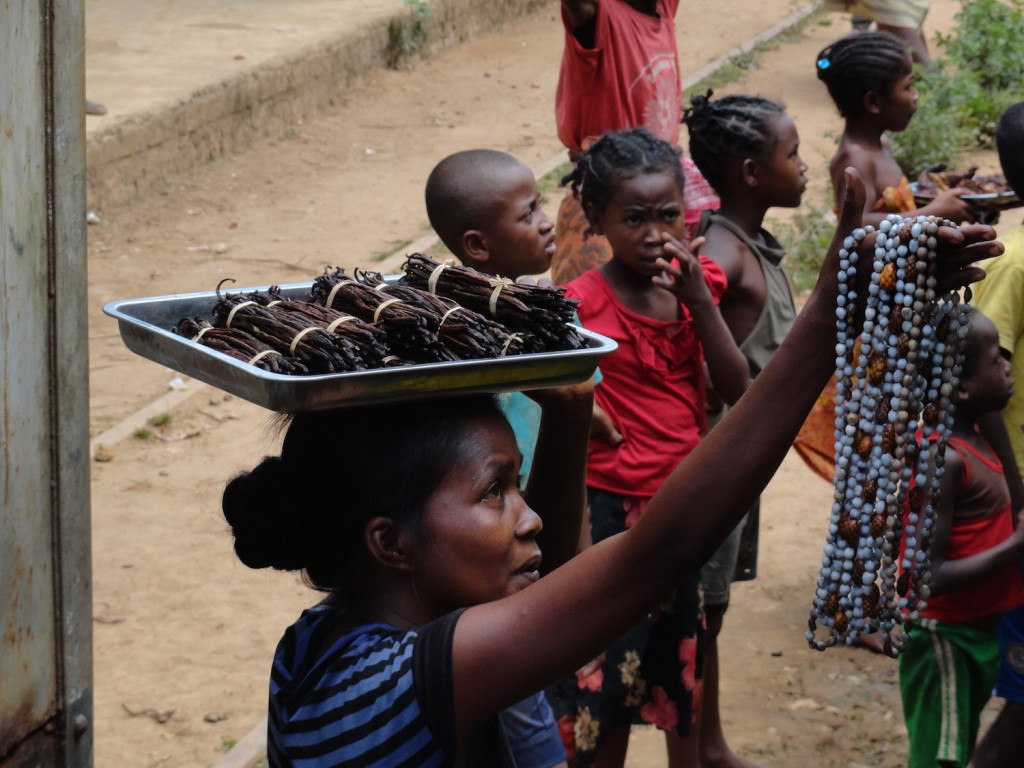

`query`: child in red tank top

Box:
[898,308,1024,768]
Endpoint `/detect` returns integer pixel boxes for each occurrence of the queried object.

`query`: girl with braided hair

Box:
[825,0,937,68]
[815,30,974,228]
[790,32,981,536]
[682,90,805,768]
[550,127,751,768]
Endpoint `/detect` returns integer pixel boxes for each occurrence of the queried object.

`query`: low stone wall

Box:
[85,0,550,211]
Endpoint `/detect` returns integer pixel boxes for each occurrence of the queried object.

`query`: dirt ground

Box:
[85,0,1018,766]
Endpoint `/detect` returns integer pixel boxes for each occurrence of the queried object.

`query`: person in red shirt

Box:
[552,127,749,768]
[550,0,719,286]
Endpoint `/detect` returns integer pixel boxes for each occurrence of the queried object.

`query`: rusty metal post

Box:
[1,0,92,766]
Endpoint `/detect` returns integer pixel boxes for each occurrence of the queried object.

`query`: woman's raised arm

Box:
[451,169,1000,742]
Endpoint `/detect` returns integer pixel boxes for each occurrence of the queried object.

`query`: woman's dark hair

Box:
[683,90,785,192]
[815,31,911,118]
[222,395,504,599]
[561,127,684,217]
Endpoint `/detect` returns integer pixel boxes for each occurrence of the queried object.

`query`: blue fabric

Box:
[268,605,449,767]
[497,392,542,479]
[995,603,1024,703]
[498,692,566,768]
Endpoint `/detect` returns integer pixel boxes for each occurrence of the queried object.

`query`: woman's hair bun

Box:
[222,457,308,572]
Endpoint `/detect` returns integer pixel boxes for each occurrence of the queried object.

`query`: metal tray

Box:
[103,282,617,413]
[909,181,1022,211]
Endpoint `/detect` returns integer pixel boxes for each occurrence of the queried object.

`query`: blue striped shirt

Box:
[268,605,456,767]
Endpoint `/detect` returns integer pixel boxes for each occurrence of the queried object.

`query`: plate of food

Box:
[103,257,616,413]
[909,165,1021,211]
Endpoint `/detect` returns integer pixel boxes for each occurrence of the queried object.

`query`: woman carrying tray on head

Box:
[220,171,999,767]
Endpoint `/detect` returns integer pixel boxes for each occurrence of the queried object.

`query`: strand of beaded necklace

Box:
[807,214,968,656]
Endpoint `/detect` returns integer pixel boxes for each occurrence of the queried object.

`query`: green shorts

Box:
[898,618,999,767]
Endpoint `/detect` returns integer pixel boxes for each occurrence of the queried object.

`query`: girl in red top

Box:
[552,127,750,768]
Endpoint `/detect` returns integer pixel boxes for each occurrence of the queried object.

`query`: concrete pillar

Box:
[1,1,93,765]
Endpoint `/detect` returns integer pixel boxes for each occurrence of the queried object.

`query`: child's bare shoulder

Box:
[700,222,752,286]
[940,436,969,495]
[830,139,878,180]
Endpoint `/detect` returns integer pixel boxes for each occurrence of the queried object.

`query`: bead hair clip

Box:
[817,57,831,70]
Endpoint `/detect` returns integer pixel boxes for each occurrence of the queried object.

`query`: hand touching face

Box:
[589,170,688,279]
[648,234,716,308]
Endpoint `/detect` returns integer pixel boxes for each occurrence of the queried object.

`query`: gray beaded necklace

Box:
[807,214,967,656]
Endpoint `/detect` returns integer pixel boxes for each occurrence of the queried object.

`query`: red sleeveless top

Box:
[907,434,1024,623]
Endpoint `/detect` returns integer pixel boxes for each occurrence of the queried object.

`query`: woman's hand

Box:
[829,169,1000,325]
[934,221,1001,296]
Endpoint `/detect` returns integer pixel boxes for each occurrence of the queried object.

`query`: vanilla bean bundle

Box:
[310,268,458,363]
[400,253,585,353]
[261,287,392,370]
[356,270,525,359]
[175,318,309,374]
[210,287,379,373]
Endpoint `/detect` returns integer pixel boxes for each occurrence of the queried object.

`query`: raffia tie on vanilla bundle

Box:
[808,214,969,657]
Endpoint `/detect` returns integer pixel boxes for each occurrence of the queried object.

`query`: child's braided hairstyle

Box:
[682,90,785,192]
[815,31,911,119]
[561,127,684,217]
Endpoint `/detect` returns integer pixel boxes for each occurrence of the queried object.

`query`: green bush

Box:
[891,0,1024,175]
[939,0,1024,94]
[938,0,1024,147]
[386,0,435,69]
[770,200,837,293]
[890,64,974,176]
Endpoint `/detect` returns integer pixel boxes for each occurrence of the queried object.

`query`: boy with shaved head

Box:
[424,148,568,768]
[425,149,556,280]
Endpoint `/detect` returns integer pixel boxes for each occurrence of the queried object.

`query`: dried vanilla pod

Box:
[355,270,524,359]
[211,286,371,373]
[169,258,588,380]
[261,286,391,370]
[400,252,586,352]
[174,317,308,374]
[310,267,457,363]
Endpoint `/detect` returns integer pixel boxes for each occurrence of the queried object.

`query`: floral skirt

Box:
[547,488,706,768]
